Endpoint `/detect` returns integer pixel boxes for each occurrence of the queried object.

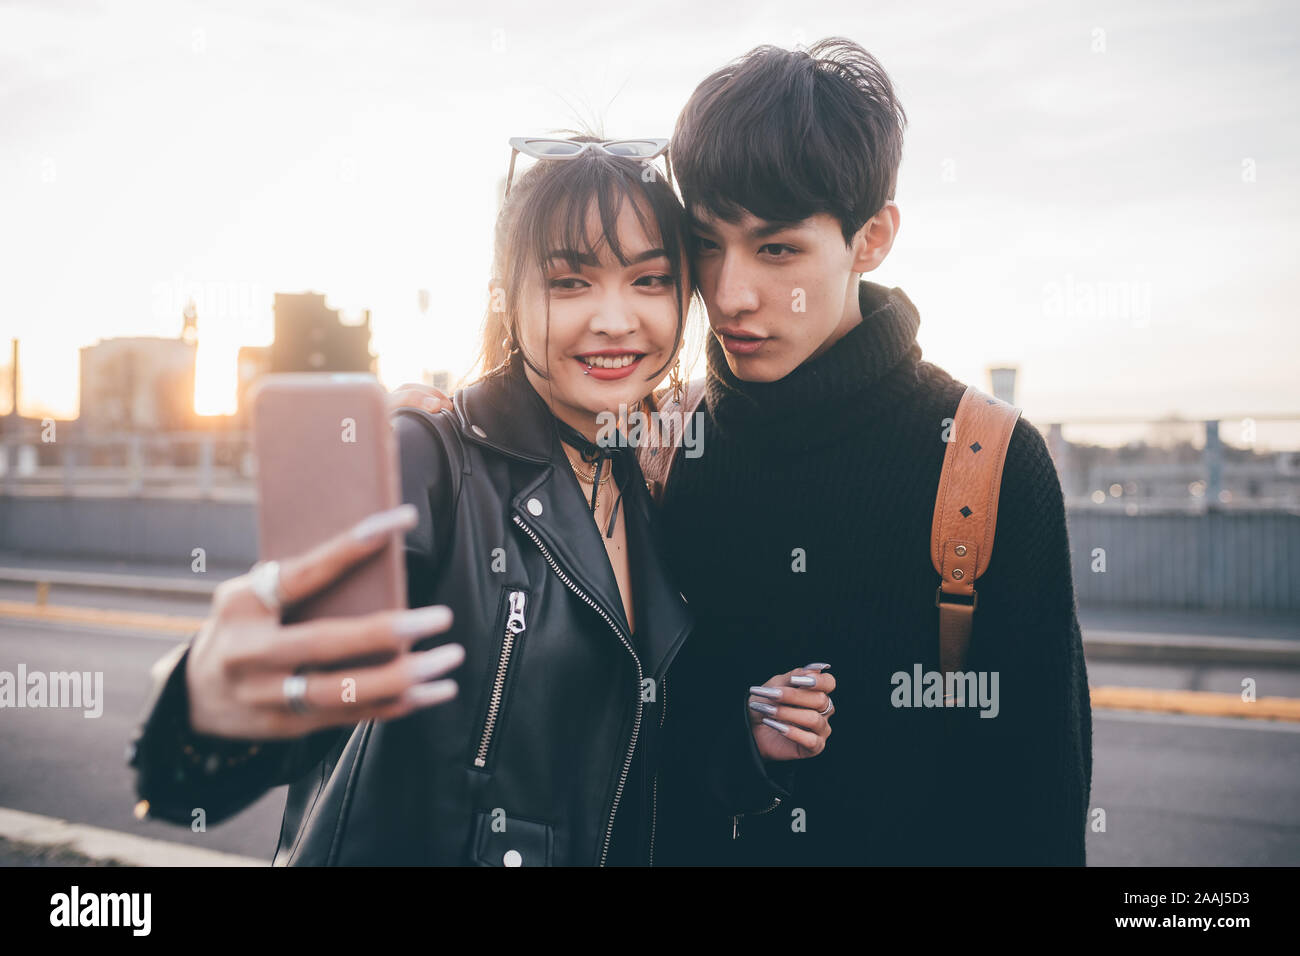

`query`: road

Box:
[1,594,1298,865]
[0,614,285,861]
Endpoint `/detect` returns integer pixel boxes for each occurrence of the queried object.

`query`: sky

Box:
[1,0,1297,437]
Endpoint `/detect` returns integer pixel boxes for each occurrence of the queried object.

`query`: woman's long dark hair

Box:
[465,134,694,416]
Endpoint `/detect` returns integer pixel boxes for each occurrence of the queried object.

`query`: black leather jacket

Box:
[128,360,785,865]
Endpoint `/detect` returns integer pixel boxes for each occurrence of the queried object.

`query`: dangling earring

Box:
[501,331,520,368]
[667,359,685,405]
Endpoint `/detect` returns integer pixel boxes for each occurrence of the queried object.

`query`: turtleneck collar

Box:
[704,280,923,448]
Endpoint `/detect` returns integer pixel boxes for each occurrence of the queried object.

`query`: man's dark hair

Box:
[672,37,907,245]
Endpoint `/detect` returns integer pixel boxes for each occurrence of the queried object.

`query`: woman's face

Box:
[515,194,687,441]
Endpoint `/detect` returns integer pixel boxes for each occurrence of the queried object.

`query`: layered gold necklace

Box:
[564,446,614,510]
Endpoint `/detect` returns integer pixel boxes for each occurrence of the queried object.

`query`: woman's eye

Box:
[759,243,797,258]
[634,273,673,289]
[548,277,589,291]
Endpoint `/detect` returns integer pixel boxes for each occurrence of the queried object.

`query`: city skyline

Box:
[1,0,1297,427]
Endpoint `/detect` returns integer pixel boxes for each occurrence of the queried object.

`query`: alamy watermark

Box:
[50,886,150,935]
[891,664,999,718]
[596,404,705,459]
[0,665,104,718]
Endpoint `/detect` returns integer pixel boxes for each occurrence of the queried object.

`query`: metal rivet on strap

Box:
[503,850,522,867]
[470,424,487,438]
[955,545,967,556]
[952,568,965,580]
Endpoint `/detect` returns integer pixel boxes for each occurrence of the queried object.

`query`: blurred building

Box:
[988,366,1018,405]
[236,291,376,420]
[78,324,197,433]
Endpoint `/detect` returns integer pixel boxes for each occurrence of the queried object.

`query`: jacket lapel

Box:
[623,471,693,680]
[510,460,631,641]
[454,363,692,678]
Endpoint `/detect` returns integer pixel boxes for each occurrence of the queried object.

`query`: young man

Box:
[649,37,1092,866]
[388,37,1092,866]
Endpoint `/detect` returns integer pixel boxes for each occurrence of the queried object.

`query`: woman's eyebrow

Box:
[545,248,666,266]
[627,247,668,263]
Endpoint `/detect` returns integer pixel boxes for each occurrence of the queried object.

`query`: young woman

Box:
[128,135,835,866]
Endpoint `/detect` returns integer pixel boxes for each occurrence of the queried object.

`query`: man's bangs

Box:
[682,119,834,232]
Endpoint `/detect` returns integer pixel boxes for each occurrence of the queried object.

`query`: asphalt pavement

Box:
[1,555,1297,866]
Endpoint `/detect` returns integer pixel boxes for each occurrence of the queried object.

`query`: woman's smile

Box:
[574,349,647,380]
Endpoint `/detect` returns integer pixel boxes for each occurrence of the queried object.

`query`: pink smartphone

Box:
[249,373,407,626]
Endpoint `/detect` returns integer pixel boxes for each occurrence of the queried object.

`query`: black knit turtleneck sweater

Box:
[655,280,1093,866]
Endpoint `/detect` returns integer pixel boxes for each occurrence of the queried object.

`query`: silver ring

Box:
[818,698,833,716]
[283,674,310,714]
[249,560,285,613]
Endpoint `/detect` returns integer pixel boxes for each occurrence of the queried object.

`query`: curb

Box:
[0,566,219,598]
[1084,630,1300,668]
[0,600,200,636]
[0,807,268,867]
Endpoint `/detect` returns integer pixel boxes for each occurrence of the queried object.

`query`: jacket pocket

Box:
[469,809,554,866]
[470,587,529,771]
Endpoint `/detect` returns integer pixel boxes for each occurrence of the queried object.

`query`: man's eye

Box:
[692,235,719,252]
[549,277,588,290]
[759,243,797,258]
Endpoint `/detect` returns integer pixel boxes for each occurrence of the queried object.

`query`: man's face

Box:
[689,208,861,382]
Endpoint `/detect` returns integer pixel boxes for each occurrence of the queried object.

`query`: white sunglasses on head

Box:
[505,137,671,198]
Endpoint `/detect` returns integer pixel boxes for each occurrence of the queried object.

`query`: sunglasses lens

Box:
[525,140,584,156]
[602,140,662,157]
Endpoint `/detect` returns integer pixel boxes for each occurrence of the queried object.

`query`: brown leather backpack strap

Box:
[638,381,706,504]
[931,385,1023,674]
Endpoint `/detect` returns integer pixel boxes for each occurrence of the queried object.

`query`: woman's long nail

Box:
[749,685,782,699]
[748,700,778,715]
[762,717,791,736]
[393,605,454,638]
[353,503,418,542]
[408,643,464,679]
[789,674,817,687]
[803,662,831,672]
[404,679,458,707]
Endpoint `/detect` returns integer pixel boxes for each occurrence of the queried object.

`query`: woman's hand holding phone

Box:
[186,504,464,740]
[748,665,836,760]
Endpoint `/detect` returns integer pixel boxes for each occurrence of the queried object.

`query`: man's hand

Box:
[387,382,453,418]
[748,665,835,760]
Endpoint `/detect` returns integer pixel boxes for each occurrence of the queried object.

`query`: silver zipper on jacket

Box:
[473,589,527,769]
[733,793,783,839]
[511,513,643,867]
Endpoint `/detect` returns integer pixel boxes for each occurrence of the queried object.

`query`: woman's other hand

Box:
[186,504,464,740]
[387,383,452,418]
[747,665,835,761]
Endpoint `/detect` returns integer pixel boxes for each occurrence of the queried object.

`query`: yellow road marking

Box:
[1090,685,1300,722]
[3,601,1299,721]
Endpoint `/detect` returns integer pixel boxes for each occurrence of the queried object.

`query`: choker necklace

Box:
[568,454,613,493]
[553,417,625,539]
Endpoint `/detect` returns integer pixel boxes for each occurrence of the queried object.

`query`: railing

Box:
[0,431,256,500]
[3,418,1298,612]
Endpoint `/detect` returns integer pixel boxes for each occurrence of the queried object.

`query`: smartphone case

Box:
[249,373,407,626]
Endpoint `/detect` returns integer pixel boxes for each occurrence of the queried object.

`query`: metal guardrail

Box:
[0,567,218,602]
